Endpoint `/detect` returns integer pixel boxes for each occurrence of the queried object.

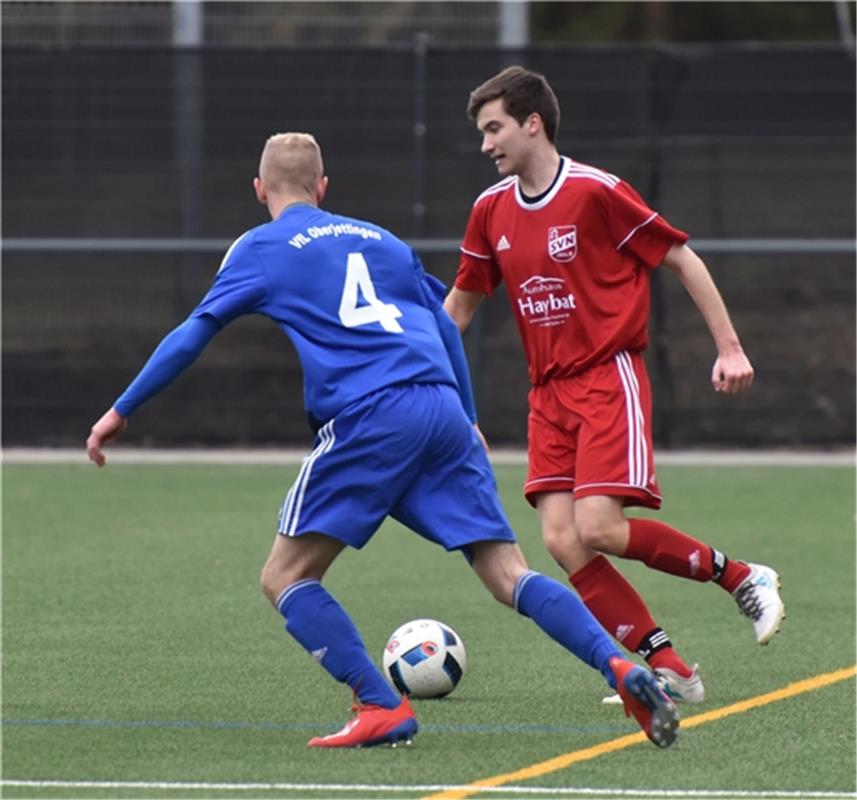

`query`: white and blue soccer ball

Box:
[382,618,467,699]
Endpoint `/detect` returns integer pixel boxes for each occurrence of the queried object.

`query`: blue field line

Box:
[1,716,628,736]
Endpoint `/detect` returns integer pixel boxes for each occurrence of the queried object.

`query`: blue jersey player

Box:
[86,133,679,749]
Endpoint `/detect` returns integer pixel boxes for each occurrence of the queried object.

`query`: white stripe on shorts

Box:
[278,420,337,536]
[614,351,648,489]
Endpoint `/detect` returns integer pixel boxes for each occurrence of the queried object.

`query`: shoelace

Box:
[734,581,763,621]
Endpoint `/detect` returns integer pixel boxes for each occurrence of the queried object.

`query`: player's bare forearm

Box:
[443,287,484,332]
[86,407,128,467]
[662,243,754,394]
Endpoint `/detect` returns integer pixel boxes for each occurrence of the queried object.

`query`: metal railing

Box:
[3,237,854,255]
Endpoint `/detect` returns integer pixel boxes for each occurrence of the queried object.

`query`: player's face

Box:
[476,98,534,177]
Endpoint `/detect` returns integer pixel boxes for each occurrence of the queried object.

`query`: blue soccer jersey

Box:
[191,204,458,425]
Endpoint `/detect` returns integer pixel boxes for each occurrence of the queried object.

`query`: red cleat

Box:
[610,656,680,749]
[308,695,418,748]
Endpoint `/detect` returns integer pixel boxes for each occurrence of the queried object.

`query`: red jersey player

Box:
[444,66,785,704]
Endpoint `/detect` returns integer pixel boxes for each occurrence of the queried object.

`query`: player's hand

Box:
[711,349,754,395]
[86,407,128,467]
[473,423,490,454]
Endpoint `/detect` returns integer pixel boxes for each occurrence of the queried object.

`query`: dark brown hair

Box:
[467,66,560,144]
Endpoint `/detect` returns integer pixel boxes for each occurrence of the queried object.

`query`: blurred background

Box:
[2,1,855,450]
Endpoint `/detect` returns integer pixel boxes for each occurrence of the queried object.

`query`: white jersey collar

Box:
[514,156,569,211]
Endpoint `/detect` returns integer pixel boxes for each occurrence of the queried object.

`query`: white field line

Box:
[2,447,854,467]
[1,780,854,799]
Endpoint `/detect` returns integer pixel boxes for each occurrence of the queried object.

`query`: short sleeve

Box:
[192,231,268,325]
[607,182,689,268]
[454,201,503,295]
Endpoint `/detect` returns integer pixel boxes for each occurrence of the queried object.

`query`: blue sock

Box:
[276,579,401,708]
[514,571,622,689]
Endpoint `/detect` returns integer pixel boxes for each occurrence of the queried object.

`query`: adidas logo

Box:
[688,549,701,576]
[496,235,511,252]
[615,624,635,642]
[311,647,328,665]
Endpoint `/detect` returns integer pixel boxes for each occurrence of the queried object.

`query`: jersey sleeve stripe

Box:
[460,246,494,260]
[566,162,620,187]
[475,176,516,205]
[565,171,619,190]
[615,211,659,251]
[567,167,619,189]
[216,230,252,274]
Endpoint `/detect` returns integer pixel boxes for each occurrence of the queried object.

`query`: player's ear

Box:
[253,177,267,206]
[316,175,329,205]
[526,113,542,137]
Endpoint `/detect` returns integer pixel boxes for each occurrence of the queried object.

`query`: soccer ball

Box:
[382,618,467,699]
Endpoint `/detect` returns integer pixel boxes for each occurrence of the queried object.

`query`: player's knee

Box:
[260,556,303,606]
[541,522,576,565]
[575,515,620,552]
[470,542,524,608]
[484,580,514,608]
[259,560,283,605]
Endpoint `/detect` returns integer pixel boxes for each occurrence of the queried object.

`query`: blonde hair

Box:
[258,132,324,195]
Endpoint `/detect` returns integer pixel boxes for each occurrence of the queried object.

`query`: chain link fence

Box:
[3,33,854,449]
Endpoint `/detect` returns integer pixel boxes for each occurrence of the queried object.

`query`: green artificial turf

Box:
[2,463,855,799]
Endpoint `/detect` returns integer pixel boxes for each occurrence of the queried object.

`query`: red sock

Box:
[625,518,751,592]
[569,554,692,677]
[648,649,694,678]
[719,560,752,593]
[625,518,716,582]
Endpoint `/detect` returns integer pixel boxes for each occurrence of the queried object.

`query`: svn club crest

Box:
[547,225,577,263]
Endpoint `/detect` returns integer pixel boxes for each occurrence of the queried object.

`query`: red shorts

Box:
[524,350,662,509]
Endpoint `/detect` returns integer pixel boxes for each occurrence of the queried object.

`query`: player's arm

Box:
[662,243,754,394]
[86,314,222,466]
[443,287,485,333]
[433,306,478,424]
[433,306,490,451]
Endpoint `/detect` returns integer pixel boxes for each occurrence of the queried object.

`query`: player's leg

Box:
[571,350,783,644]
[574,501,784,647]
[575,494,749,588]
[263,403,428,747]
[468,539,619,684]
[537,491,702,702]
[467,539,679,748]
[574,351,783,646]
[389,386,619,683]
[619,513,784,645]
[390,388,679,749]
[261,531,405,713]
[526,378,700,700]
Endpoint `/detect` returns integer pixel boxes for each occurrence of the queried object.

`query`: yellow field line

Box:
[420,665,856,800]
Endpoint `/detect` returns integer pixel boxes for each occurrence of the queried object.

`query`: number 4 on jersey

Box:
[338,252,404,333]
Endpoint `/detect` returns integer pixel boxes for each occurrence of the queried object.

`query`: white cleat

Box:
[603,663,705,705]
[733,563,785,645]
[654,663,705,704]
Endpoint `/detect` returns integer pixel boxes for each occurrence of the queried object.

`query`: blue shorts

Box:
[277,383,516,551]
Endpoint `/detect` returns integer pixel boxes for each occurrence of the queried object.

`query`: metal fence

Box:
[1,1,509,47]
[3,43,855,448]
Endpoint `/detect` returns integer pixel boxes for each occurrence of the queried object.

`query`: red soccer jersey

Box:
[455,157,688,385]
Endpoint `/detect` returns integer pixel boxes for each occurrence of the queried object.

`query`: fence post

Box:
[413,32,429,239]
[173,1,205,313]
